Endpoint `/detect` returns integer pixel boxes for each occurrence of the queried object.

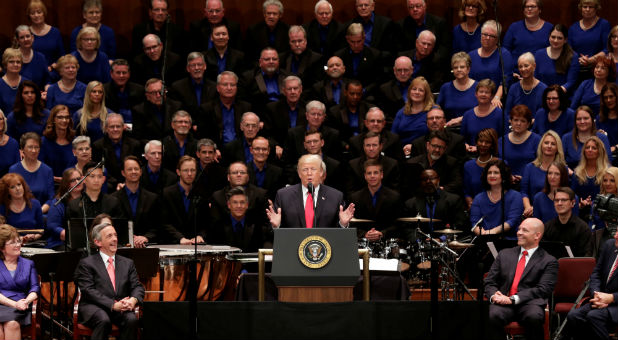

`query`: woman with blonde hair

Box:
[70,27,110,84]
[0,49,25,115]
[437,52,478,126]
[27,0,64,67]
[453,0,486,54]
[393,76,435,152]
[562,105,612,168]
[572,135,610,208]
[73,81,111,141]
[45,54,86,114]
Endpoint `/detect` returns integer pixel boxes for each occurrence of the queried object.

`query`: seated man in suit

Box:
[348,131,400,194]
[247,136,284,200]
[398,30,445,93]
[169,52,216,118]
[188,0,242,53]
[131,34,183,86]
[112,156,161,248]
[222,112,261,165]
[264,75,307,148]
[567,227,618,339]
[103,59,144,123]
[74,214,144,340]
[162,110,198,172]
[139,140,177,196]
[484,217,558,340]
[244,0,290,61]
[193,138,227,200]
[204,23,246,82]
[132,78,182,143]
[208,186,271,252]
[327,80,374,144]
[311,56,348,110]
[267,154,355,228]
[378,56,413,122]
[279,25,323,87]
[66,161,123,221]
[304,0,346,59]
[408,107,466,163]
[349,159,401,240]
[130,0,185,58]
[349,107,404,161]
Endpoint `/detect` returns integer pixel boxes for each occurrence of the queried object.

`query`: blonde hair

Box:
[601,167,618,194]
[76,27,101,50]
[79,81,108,135]
[403,77,435,115]
[2,48,22,69]
[573,136,610,185]
[532,130,566,167]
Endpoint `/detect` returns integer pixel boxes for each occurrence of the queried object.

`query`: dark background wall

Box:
[1,0,616,58]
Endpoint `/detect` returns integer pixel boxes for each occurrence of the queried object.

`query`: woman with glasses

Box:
[6,81,48,140]
[533,24,579,95]
[13,25,49,89]
[8,133,53,214]
[71,136,92,176]
[45,55,86,114]
[69,0,116,59]
[71,27,110,85]
[0,173,44,243]
[40,105,77,182]
[27,0,64,68]
[567,0,610,70]
[498,104,541,182]
[73,81,111,141]
[437,52,478,127]
[0,49,26,116]
[0,111,20,178]
[45,168,82,250]
[570,57,615,115]
[532,85,575,136]
[597,83,618,159]
[562,106,612,169]
[503,0,553,65]
[533,161,578,223]
[0,224,39,340]
[452,0,486,54]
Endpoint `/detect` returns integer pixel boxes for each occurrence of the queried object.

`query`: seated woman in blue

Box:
[392,76,433,146]
[460,79,506,151]
[534,24,579,95]
[40,105,77,182]
[452,0,486,55]
[521,130,567,217]
[71,27,110,85]
[14,26,49,89]
[69,0,116,59]
[606,26,618,81]
[6,81,49,140]
[568,0,610,72]
[470,159,524,240]
[469,20,513,108]
[8,133,54,214]
[597,83,618,158]
[28,0,64,67]
[463,128,498,209]
[570,57,615,115]
[505,52,547,116]
[562,105,613,168]
[73,81,111,142]
[0,111,20,178]
[0,224,39,339]
[533,161,579,223]
[45,54,87,114]
[0,49,27,115]
[437,52,478,127]
[45,168,83,250]
[503,0,553,67]
[532,85,575,136]
[571,136,610,214]
[498,104,541,181]
[0,173,44,244]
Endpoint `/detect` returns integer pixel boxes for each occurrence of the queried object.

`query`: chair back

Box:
[554,257,596,300]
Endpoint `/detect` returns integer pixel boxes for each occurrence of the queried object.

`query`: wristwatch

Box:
[509,296,516,304]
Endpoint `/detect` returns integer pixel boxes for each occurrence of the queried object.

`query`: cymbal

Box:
[397,216,442,223]
[350,218,376,223]
[448,241,475,249]
[434,228,462,234]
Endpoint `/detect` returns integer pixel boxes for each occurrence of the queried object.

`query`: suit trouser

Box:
[83,308,138,340]
[488,303,544,340]
[567,303,616,340]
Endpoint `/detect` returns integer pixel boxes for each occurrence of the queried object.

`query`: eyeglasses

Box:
[6,240,22,247]
[481,33,497,39]
[82,38,98,42]
[429,144,445,150]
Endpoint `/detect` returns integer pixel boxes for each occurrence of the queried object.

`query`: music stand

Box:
[30,251,81,340]
[116,248,160,280]
[539,241,571,259]
[67,218,130,251]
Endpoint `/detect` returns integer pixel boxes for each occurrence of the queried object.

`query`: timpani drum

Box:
[145,245,242,301]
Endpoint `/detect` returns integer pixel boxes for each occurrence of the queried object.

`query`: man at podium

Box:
[267,154,354,228]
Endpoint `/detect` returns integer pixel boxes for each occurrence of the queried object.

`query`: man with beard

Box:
[240,47,291,116]
[311,56,348,110]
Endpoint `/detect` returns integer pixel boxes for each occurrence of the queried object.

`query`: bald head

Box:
[393,56,413,83]
[517,218,544,249]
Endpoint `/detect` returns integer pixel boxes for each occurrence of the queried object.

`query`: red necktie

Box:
[608,255,618,283]
[509,250,528,296]
[305,192,314,228]
[107,257,116,291]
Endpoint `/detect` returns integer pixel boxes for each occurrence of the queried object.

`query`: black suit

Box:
[139,165,177,196]
[348,130,404,161]
[377,79,408,121]
[196,98,251,144]
[284,155,345,193]
[131,52,184,86]
[283,125,341,167]
[484,246,558,340]
[304,19,346,59]
[349,14,399,58]
[74,253,144,340]
[160,183,208,243]
[169,77,217,118]
[403,190,468,237]
[161,134,198,172]
[111,187,162,243]
[247,161,284,201]
[410,129,467,164]
[244,21,290,61]
[193,162,227,202]
[398,49,446,93]
[189,17,243,53]
[310,78,349,111]
[405,154,462,197]
[207,210,270,252]
[347,156,400,194]
[327,101,374,143]
[131,20,186,58]
[103,82,145,117]
[132,98,182,143]
[334,46,384,95]
[92,135,142,193]
[66,192,124,221]
[349,186,402,238]
[264,100,307,146]
[210,185,268,224]
[279,49,323,86]
[204,48,246,82]
[239,68,292,116]
[273,183,345,229]
[397,14,451,66]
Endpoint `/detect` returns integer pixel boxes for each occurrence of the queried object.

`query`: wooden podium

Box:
[258,229,370,303]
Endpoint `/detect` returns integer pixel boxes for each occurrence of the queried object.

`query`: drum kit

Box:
[354,215,476,301]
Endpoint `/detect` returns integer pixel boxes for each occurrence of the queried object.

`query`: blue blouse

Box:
[8,162,55,206]
[0,137,20,177]
[470,189,524,240]
[20,51,50,89]
[39,137,76,177]
[561,131,613,169]
[71,51,111,85]
[0,199,44,231]
[469,47,514,88]
[32,26,64,66]
[571,174,601,203]
[73,109,111,142]
[503,20,553,63]
[45,81,87,114]
[520,162,547,200]
[452,24,481,54]
[568,18,611,58]
[45,198,65,249]
[391,108,429,145]
[596,117,618,146]
[532,191,579,223]
[532,108,575,136]
[498,132,541,176]
[460,106,506,145]
[570,79,601,115]
[70,24,117,59]
[0,77,26,115]
[533,48,579,94]
[504,81,548,119]
[6,109,50,140]
[436,81,478,121]
[463,159,485,199]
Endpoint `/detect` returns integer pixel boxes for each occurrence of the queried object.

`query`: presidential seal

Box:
[298,235,332,269]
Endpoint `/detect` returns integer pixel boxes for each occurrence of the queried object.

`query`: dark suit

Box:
[139,165,177,196]
[132,98,183,143]
[74,253,144,340]
[264,99,307,146]
[279,49,323,86]
[349,186,401,238]
[161,134,198,172]
[348,130,404,161]
[398,49,446,93]
[239,68,292,116]
[169,77,217,118]
[131,20,186,58]
[274,183,345,229]
[210,184,268,224]
[207,210,270,252]
[348,156,400,194]
[283,125,341,167]
[284,155,345,193]
[244,21,290,61]
[204,48,246,82]
[66,192,124,221]
[403,190,468,237]
[111,187,162,243]
[304,19,346,59]
[349,14,399,58]
[247,161,284,201]
[160,183,209,243]
[193,162,227,201]
[484,246,558,340]
[196,99,252,144]
[397,14,451,66]
[327,101,374,143]
[310,78,349,111]
[405,154,462,197]
[103,82,145,117]
[410,129,467,164]
[334,45,384,95]
[92,135,143,192]
[222,137,252,165]
[568,239,618,339]
[189,17,243,52]
[377,79,408,121]
[131,52,184,86]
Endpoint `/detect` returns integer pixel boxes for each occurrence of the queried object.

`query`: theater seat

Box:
[504,306,550,340]
[21,299,38,340]
[72,290,139,340]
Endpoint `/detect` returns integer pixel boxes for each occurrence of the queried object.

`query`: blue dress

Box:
[504,81,548,119]
[0,137,20,177]
[39,137,76,177]
[470,189,524,240]
[45,198,65,249]
[568,18,611,58]
[452,24,481,54]
[520,162,548,201]
[532,108,575,136]
[70,24,116,59]
[469,48,514,88]
[570,79,601,115]
[561,131,613,169]
[8,162,55,206]
[32,27,64,66]
[463,159,485,199]
[532,191,580,223]
[0,257,40,325]
[460,107,506,145]
[503,20,553,63]
[596,117,618,146]
[533,48,579,94]
[571,174,601,202]
[0,199,44,231]
[498,132,542,176]
[436,81,478,121]
[391,109,429,145]
[45,81,87,114]
[20,51,50,89]
[6,109,50,140]
[0,77,27,115]
[71,51,111,84]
